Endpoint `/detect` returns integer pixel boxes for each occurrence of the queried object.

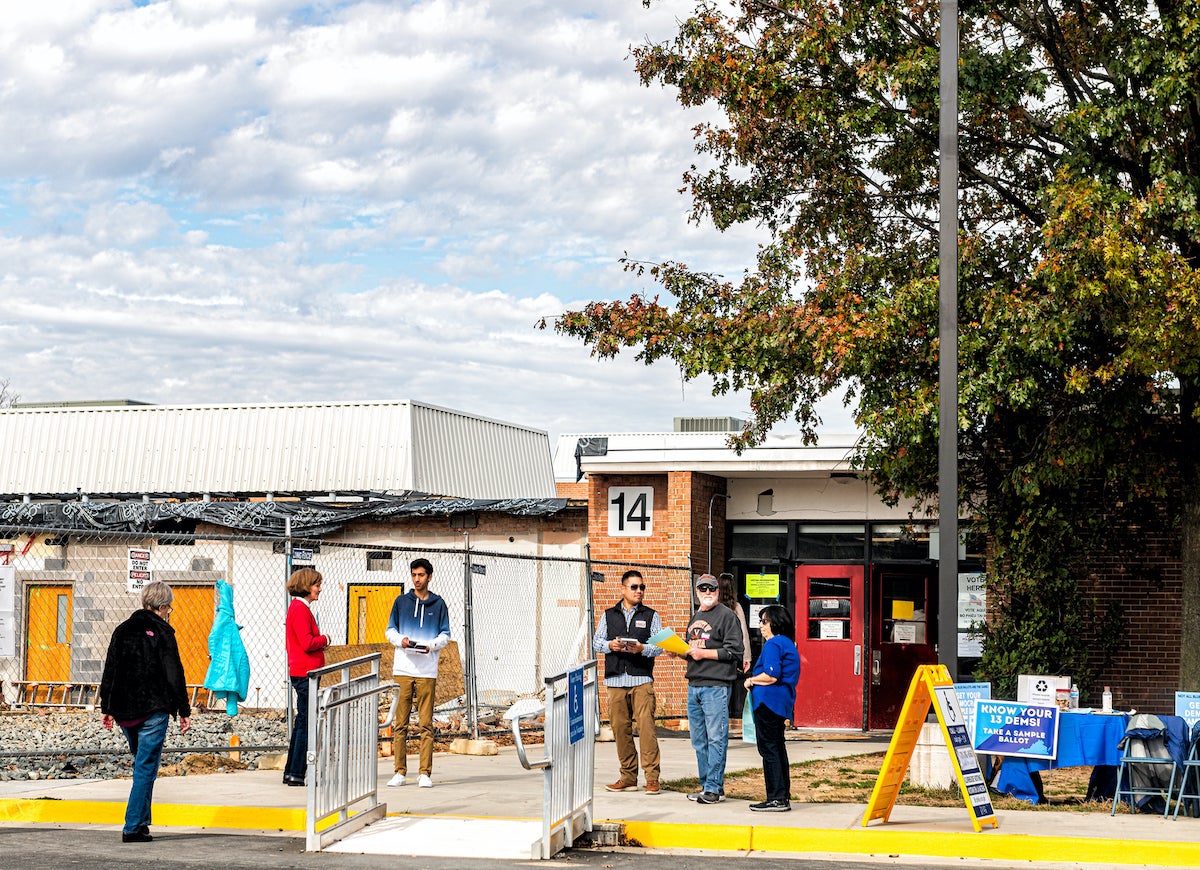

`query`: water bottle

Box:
[1069,683,1079,709]
[1102,686,1113,712]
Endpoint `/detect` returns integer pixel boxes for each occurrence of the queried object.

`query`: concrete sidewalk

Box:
[2,731,1200,866]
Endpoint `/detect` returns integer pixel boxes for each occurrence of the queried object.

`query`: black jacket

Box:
[100,608,191,722]
[603,603,656,680]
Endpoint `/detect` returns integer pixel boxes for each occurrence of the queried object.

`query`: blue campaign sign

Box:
[1177,692,1200,728]
[972,699,1059,760]
[568,667,585,744]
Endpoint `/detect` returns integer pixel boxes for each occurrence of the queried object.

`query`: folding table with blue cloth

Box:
[993,712,1129,804]
[994,712,1190,807]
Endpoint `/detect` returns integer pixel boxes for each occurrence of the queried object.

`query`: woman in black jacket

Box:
[100,581,192,843]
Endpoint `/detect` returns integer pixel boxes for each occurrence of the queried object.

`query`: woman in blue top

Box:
[742,604,800,812]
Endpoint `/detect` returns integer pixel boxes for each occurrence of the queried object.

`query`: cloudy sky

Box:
[1,0,853,442]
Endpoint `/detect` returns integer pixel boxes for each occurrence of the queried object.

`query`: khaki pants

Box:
[608,682,660,783]
[393,675,436,776]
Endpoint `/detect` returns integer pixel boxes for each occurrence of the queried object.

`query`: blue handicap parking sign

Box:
[568,667,584,744]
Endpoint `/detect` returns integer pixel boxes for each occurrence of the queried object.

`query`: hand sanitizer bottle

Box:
[1102,686,1113,712]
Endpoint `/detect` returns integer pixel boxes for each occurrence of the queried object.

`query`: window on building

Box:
[796,524,866,560]
[880,572,927,644]
[729,524,788,560]
[871,523,934,560]
[367,551,393,572]
[807,576,852,639]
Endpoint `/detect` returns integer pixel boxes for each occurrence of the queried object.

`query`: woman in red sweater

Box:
[284,567,329,786]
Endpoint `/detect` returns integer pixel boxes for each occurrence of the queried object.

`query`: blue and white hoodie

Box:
[385,590,451,679]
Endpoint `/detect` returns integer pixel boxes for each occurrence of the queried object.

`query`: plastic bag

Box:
[742,691,757,743]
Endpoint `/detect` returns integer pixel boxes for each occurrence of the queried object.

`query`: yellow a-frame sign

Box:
[862,664,997,832]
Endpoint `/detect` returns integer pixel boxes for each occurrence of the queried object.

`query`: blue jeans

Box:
[688,684,730,794]
[120,711,170,835]
[285,676,310,781]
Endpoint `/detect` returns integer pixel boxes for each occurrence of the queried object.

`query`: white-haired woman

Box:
[100,581,191,843]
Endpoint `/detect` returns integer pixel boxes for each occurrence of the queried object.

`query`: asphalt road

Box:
[0,825,1085,870]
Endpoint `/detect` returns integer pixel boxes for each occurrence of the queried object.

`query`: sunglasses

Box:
[696,584,718,592]
[626,584,646,591]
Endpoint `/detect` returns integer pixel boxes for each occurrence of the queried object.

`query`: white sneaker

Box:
[418,774,433,788]
[387,773,406,787]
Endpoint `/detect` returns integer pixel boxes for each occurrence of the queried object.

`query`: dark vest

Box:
[603,603,656,680]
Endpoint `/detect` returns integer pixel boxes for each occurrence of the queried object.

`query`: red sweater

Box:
[286,598,329,677]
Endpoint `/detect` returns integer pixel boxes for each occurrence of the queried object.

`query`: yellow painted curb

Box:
[620,820,1200,868]
[0,799,305,832]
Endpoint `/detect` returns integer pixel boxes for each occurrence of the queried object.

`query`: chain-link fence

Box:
[0,525,691,752]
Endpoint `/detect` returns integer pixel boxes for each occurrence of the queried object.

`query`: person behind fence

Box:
[386,557,451,789]
[670,572,744,805]
[591,569,663,794]
[284,567,329,787]
[742,604,800,812]
[100,580,192,843]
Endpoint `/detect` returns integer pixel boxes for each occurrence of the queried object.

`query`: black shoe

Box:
[750,799,791,812]
[122,831,154,843]
[696,791,722,804]
[284,775,305,787]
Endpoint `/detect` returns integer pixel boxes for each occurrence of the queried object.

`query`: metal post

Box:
[584,543,600,730]
[462,532,479,740]
[937,0,960,679]
[285,517,295,740]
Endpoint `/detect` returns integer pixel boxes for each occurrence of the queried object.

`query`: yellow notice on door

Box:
[891,600,915,619]
[745,573,780,598]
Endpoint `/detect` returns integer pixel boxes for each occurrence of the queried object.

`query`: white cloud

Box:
[0,1,847,442]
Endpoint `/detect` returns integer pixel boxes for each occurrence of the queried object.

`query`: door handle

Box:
[853,644,861,676]
[871,649,882,685]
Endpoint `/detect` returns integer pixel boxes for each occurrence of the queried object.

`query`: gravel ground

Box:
[0,710,288,781]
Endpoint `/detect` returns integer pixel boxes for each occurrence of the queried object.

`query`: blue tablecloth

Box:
[994,712,1191,805]
[994,712,1128,804]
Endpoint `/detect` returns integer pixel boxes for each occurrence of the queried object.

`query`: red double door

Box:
[792,564,937,730]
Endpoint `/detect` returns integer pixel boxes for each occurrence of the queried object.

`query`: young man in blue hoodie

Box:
[385,558,451,788]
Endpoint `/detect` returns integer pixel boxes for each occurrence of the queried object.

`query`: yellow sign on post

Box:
[862,664,997,832]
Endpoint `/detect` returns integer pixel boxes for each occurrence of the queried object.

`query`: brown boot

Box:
[604,778,638,792]
[644,781,661,795]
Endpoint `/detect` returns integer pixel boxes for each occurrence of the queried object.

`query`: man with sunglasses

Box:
[591,569,663,794]
[677,573,745,805]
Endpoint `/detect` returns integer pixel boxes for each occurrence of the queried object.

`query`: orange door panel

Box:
[171,585,216,688]
[25,585,72,683]
[347,584,405,644]
[793,565,864,728]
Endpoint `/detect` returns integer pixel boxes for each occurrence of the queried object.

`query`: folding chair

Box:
[1172,720,1200,819]
[1112,714,1178,817]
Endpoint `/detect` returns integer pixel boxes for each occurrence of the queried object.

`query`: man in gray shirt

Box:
[676,572,744,804]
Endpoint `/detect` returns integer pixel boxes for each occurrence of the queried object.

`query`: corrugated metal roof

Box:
[0,400,555,499]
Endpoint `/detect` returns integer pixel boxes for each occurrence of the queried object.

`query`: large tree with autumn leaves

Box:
[548,0,1200,696]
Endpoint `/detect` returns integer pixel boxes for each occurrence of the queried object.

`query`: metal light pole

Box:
[937,0,961,679]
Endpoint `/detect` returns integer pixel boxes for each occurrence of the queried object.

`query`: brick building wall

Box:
[1078,522,1182,714]
[587,470,728,719]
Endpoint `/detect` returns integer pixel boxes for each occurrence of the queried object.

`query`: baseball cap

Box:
[694,573,718,591]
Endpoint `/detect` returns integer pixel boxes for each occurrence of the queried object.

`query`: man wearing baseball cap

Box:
[673,572,744,804]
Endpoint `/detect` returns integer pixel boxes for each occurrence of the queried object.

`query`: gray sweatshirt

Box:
[684,603,745,686]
